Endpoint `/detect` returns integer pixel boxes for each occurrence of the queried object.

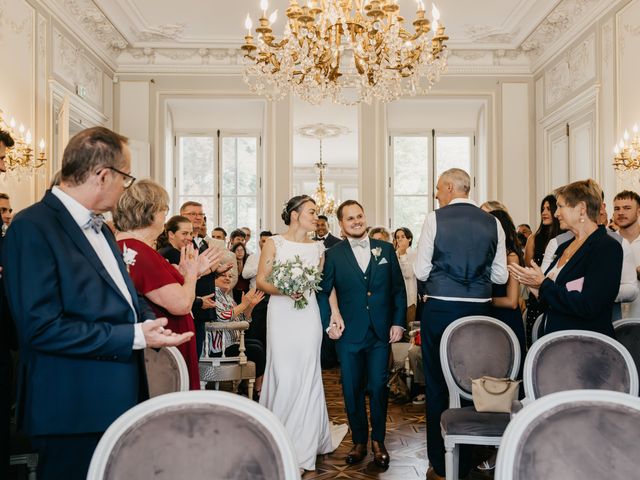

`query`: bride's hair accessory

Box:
[281,195,316,225]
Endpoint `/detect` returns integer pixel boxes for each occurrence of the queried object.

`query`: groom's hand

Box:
[389,326,404,343]
[328,313,345,340]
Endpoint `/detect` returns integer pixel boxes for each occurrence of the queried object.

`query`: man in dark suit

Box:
[414,168,508,480]
[2,127,192,480]
[0,128,15,480]
[318,200,406,468]
[313,214,341,248]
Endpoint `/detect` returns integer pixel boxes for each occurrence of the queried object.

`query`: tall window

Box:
[389,131,475,243]
[175,131,261,251]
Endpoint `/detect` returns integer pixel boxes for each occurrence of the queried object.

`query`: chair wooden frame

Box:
[523,329,639,401]
[87,390,301,480]
[495,390,640,480]
[199,321,256,397]
[440,316,521,480]
[530,313,545,344]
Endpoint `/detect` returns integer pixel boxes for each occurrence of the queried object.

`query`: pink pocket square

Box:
[566,277,584,293]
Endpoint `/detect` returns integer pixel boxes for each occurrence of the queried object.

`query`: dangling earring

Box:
[579,216,585,223]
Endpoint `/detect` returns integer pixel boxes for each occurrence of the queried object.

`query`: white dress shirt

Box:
[413,197,508,302]
[349,236,371,272]
[619,233,640,317]
[52,186,146,349]
[242,251,260,290]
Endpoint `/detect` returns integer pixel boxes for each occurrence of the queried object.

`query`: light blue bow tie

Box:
[350,239,368,249]
[84,213,105,234]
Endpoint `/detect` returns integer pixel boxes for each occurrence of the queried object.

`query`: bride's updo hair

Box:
[282,195,316,225]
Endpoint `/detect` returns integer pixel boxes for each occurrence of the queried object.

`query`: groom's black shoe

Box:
[371,441,390,468]
[345,443,367,464]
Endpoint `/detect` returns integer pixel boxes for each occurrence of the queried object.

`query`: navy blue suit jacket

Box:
[540,226,622,337]
[2,191,150,436]
[318,239,406,344]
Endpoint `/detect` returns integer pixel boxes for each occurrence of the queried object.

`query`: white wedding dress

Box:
[259,235,348,471]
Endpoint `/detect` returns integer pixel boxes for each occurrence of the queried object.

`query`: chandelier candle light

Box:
[0,109,47,179]
[613,124,640,171]
[242,0,449,105]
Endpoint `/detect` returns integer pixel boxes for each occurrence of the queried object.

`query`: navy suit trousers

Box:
[31,433,102,480]
[336,327,390,444]
[420,299,490,477]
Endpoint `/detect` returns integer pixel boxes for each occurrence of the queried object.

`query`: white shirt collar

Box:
[448,197,477,207]
[51,186,95,230]
[348,235,370,247]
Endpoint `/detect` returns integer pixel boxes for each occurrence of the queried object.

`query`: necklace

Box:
[557,236,587,267]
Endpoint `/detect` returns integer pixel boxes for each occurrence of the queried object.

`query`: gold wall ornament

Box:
[0,109,47,180]
[613,124,640,171]
[296,123,350,216]
[242,0,449,105]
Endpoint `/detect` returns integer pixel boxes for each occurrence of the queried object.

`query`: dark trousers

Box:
[213,339,266,377]
[1,352,9,479]
[194,318,206,360]
[420,299,490,478]
[31,433,102,480]
[320,331,339,369]
[337,328,390,444]
[246,296,269,349]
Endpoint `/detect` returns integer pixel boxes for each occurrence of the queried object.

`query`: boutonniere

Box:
[122,243,138,272]
[371,247,382,260]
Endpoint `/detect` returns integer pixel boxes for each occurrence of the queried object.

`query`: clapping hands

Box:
[197,245,224,277]
[142,317,194,348]
[241,288,265,307]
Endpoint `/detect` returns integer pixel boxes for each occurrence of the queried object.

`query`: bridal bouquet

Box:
[268,255,323,310]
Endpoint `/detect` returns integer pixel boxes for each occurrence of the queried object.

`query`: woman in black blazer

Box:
[509,179,622,337]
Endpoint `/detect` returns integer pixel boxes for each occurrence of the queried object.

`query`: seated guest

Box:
[158,215,217,356]
[510,179,623,337]
[488,209,526,369]
[207,270,266,397]
[480,200,507,212]
[368,226,391,242]
[517,223,532,239]
[229,228,247,249]
[114,180,221,389]
[212,226,227,242]
[313,215,341,248]
[394,227,418,328]
[232,243,250,305]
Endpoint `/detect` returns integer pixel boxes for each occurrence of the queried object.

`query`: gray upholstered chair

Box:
[530,313,545,344]
[613,318,640,374]
[199,321,256,397]
[87,391,300,480]
[495,389,640,480]
[144,346,189,397]
[523,329,639,401]
[439,316,521,480]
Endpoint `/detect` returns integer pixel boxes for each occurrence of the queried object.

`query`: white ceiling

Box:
[95,0,559,50]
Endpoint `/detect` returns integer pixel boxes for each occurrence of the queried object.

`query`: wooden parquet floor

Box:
[305,368,495,480]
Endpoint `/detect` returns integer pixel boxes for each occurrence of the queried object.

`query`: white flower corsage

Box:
[371,247,382,260]
[122,243,138,272]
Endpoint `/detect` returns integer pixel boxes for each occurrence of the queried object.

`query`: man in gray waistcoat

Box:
[414,168,508,480]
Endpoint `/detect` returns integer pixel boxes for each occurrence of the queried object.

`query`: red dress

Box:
[117,238,200,390]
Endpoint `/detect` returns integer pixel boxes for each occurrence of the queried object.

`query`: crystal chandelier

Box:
[296,123,350,216]
[613,124,640,171]
[0,109,47,180]
[241,0,449,105]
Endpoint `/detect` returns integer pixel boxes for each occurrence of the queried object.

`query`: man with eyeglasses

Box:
[2,127,191,480]
[0,128,15,479]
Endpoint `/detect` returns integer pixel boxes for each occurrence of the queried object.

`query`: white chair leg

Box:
[214,381,220,391]
[444,440,454,480]
[248,378,255,399]
[451,444,459,480]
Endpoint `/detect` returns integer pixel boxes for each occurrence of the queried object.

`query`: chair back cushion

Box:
[103,404,285,479]
[614,321,640,373]
[446,318,516,395]
[530,335,631,398]
[144,348,182,397]
[510,401,640,479]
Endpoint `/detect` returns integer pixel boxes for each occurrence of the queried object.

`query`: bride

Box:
[257,195,347,473]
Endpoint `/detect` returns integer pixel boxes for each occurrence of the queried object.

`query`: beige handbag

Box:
[471,376,521,413]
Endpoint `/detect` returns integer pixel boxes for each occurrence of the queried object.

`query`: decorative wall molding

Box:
[544,33,596,111]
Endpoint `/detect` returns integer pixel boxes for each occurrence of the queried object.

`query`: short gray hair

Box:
[440,168,471,195]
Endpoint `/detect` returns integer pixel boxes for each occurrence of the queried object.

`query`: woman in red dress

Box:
[113,179,221,390]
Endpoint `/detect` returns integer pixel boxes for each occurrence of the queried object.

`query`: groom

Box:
[318,200,406,468]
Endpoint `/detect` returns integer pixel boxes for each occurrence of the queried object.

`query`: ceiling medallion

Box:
[242,0,449,105]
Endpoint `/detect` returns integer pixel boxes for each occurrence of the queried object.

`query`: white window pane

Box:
[436,136,471,178]
[394,196,428,244]
[237,138,257,195]
[393,137,429,195]
[238,196,258,251]
[222,138,237,195]
[222,197,237,232]
[179,137,214,196]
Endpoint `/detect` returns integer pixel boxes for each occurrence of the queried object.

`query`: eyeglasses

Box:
[102,166,136,189]
[183,212,205,217]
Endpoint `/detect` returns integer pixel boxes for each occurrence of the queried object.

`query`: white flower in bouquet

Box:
[267,254,323,310]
